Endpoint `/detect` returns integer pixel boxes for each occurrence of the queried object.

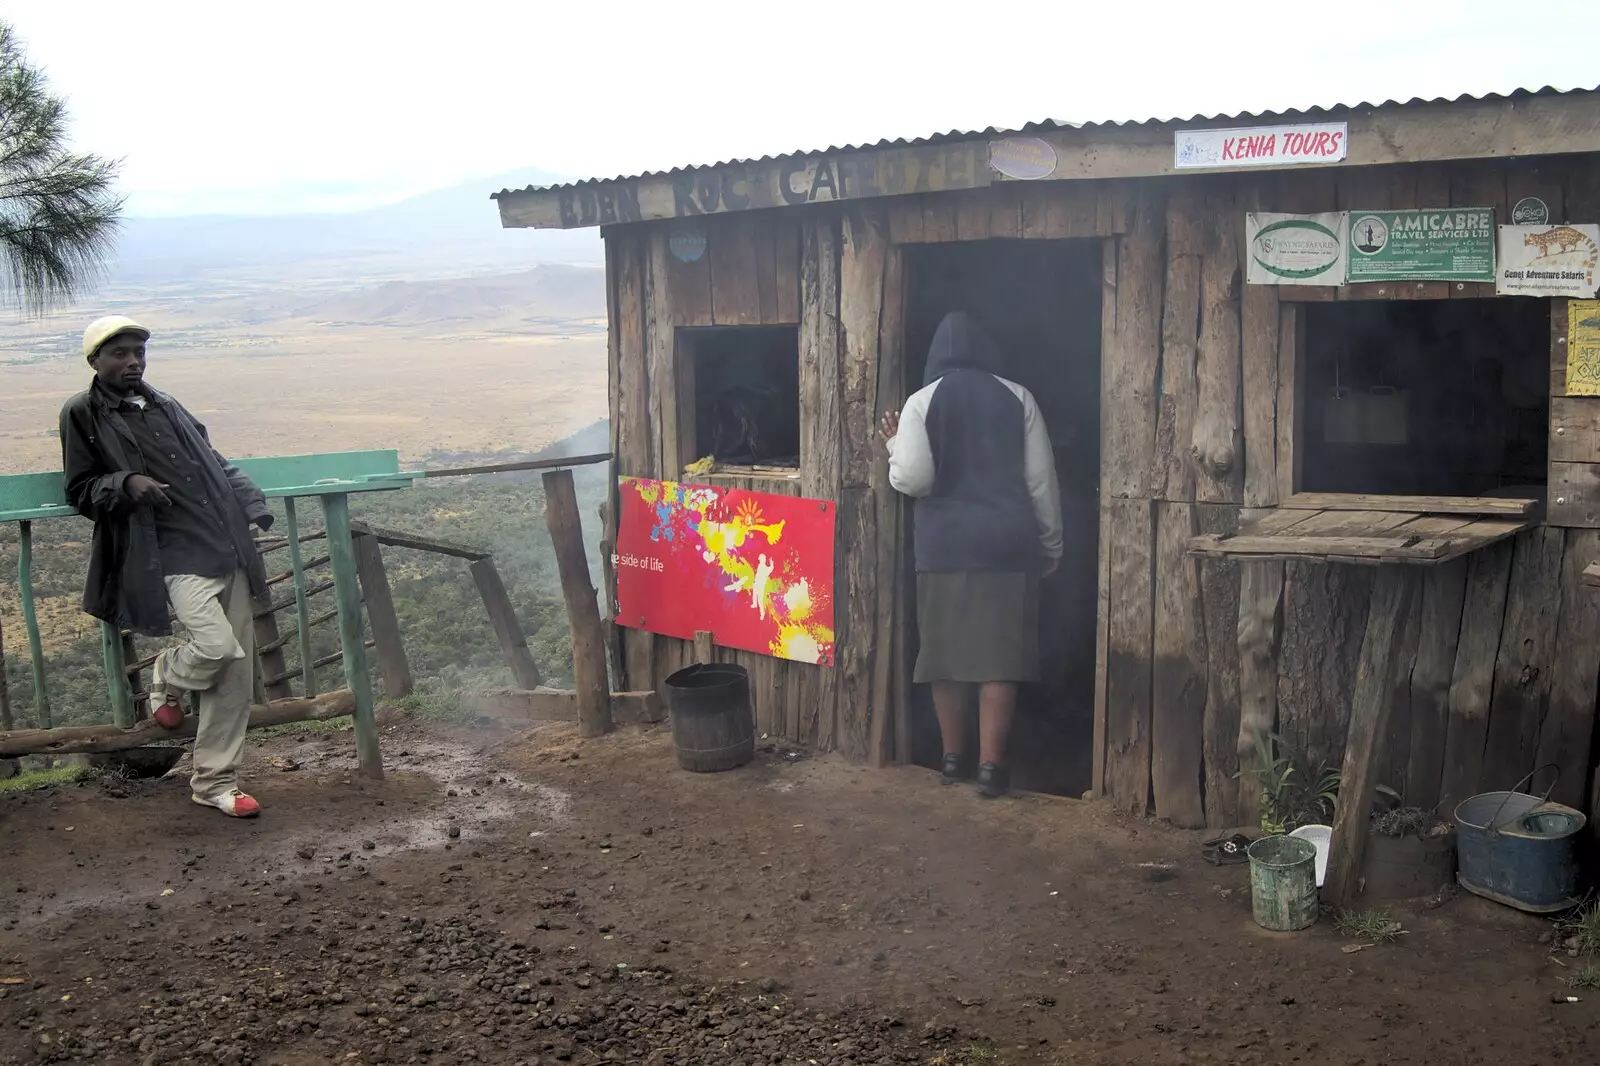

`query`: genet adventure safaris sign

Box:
[1496,224,1600,297]
[1346,209,1495,283]
[1246,212,1348,286]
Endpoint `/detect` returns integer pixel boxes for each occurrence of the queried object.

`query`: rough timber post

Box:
[543,469,612,738]
[320,492,382,778]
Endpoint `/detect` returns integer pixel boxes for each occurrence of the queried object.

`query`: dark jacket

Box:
[888,312,1063,573]
[59,383,272,636]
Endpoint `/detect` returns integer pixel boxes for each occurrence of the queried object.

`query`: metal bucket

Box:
[1454,770,1586,913]
[1248,835,1319,932]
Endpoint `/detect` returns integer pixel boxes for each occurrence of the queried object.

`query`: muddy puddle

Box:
[0,729,569,932]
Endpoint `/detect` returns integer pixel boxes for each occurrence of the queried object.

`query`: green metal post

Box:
[320,493,381,779]
[283,497,317,697]
[17,520,51,728]
[101,621,134,727]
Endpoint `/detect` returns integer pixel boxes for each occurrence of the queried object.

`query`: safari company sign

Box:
[1496,224,1600,298]
[1246,212,1348,285]
[1346,209,1495,283]
[1174,122,1348,169]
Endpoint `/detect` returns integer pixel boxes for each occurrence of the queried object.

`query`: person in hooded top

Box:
[882,311,1063,797]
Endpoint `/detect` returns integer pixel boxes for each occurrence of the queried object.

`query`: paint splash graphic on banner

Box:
[615,478,836,664]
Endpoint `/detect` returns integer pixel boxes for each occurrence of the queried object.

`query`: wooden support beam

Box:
[353,531,413,698]
[464,687,662,725]
[282,498,318,698]
[263,640,375,688]
[1236,559,1285,826]
[266,554,330,588]
[256,579,335,619]
[469,557,544,690]
[543,468,613,738]
[1282,492,1536,517]
[322,493,382,779]
[348,520,488,561]
[258,606,342,655]
[1324,567,1419,907]
[252,588,295,701]
[0,690,356,758]
[421,452,612,479]
[693,630,715,665]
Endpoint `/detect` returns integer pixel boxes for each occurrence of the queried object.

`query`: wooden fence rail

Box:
[2,452,620,764]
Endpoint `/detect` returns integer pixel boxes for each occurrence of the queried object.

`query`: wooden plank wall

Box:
[605,205,901,760]
[605,155,1600,832]
[1092,153,1600,827]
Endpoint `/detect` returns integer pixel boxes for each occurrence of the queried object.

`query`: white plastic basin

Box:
[1289,824,1332,888]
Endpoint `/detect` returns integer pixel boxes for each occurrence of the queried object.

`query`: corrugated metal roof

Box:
[491,86,1596,199]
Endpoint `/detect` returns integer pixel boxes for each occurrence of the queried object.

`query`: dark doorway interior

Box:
[1300,298,1549,497]
[901,238,1102,796]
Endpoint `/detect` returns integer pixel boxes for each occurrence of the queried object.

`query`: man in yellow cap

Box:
[59,316,273,818]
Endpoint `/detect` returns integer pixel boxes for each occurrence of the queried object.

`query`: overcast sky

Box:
[9,0,1600,217]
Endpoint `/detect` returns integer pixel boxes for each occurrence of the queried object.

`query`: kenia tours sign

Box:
[1175,122,1348,169]
[1246,212,1347,285]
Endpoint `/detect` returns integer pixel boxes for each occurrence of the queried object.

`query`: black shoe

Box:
[976,762,1010,798]
[940,753,968,785]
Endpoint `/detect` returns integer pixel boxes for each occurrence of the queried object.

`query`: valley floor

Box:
[0,716,1594,1065]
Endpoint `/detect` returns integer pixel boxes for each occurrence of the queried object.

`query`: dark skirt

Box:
[913,571,1040,684]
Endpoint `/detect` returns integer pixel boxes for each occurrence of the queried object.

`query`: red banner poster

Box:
[613,477,836,665]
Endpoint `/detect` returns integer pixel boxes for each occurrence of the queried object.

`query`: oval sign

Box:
[1252,217,1343,280]
[1512,196,1550,226]
[988,136,1057,181]
[669,227,707,263]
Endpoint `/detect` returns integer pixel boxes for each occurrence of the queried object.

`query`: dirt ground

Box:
[0,715,1595,1066]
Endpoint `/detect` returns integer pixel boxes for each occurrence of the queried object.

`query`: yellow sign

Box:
[1569,300,1600,397]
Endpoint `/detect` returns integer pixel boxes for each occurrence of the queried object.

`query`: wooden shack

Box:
[494,88,1600,848]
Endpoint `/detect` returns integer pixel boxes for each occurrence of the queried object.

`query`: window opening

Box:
[680,326,800,470]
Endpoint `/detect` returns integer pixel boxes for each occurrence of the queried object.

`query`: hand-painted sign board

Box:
[500,141,991,230]
[614,477,836,665]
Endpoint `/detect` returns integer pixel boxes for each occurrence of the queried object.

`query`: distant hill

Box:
[107,168,602,289]
[291,264,606,327]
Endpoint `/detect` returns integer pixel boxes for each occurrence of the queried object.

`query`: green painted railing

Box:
[0,450,419,778]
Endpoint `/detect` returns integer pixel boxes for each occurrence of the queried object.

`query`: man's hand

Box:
[880,409,900,441]
[125,474,172,507]
[1041,556,1060,579]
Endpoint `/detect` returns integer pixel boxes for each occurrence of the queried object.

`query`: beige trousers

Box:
[152,570,255,800]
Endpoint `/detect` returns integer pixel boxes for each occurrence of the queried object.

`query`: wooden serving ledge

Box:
[1188,493,1539,566]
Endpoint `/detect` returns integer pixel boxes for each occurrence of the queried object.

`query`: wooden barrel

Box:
[664,663,754,772]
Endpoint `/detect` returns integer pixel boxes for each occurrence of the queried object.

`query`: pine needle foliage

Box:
[0,22,123,315]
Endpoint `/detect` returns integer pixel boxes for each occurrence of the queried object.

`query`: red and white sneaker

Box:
[192,789,261,818]
[150,696,185,730]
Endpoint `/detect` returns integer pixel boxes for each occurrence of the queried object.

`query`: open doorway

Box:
[901,238,1102,796]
